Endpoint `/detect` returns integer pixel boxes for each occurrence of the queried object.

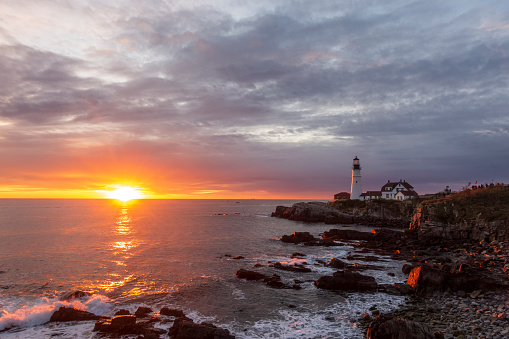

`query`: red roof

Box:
[334,192,350,196]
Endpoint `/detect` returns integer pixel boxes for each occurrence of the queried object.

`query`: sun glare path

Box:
[106,186,145,202]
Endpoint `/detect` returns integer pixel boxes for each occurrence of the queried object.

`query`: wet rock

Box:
[106,315,137,331]
[329,258,346,269]
[291,252,307,258]
[280,232,316,243]
[402,264,415,274]
[135,306,153,317]
[160,307,186,318]
[367,315,436,339]
[94,315,166,337]
[168,317,235,339]
[315,270,378,292]
[50,306,102,322]
[322,229,374,241]
[60,290,94,300]
[236,269,266,281]
[114,309,131,316]
[393,283,415,295]
[233,256,244,260]
[263,274,286,289]
[270,262,312,273]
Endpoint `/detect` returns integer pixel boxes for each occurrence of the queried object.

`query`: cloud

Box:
[0,0,508,197]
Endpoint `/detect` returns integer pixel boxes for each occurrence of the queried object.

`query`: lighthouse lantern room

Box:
[350,156,362,200]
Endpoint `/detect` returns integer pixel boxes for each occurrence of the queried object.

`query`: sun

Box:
[106,186,145,202]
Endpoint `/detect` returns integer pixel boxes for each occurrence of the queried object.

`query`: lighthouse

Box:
[350,156,362,200]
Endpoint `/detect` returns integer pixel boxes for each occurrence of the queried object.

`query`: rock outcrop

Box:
[411,186,509,242]
[50,306,103,322]
[280,231,317,243]
[270,262,312,273]
[272,200,415,228]
[236,269,301,289]
[160,307,186,318]
[315,270,378,292]
[169,317,235,339]
[366,315,439,339]
[236,268,266,281]
[407,265,509,293]
[60,290,94,300]
[93,314,167,337]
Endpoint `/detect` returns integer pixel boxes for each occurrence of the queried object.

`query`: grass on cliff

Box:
[421,186,509,223]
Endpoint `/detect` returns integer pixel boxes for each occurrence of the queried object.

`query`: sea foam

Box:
[0,294,110,332]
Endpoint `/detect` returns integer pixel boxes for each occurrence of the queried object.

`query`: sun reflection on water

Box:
[96,274,135,292]
[115,207,132,235]
[91,203,145,295]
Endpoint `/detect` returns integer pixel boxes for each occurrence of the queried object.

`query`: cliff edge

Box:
[272,199,418,228]
[410,186,509,242]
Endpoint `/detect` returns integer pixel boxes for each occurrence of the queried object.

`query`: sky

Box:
[0,0,508,199]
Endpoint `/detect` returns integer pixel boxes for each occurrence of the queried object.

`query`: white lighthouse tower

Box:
[350,156,362,200]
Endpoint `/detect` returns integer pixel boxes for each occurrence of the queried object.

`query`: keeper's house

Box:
[359,180,418,201]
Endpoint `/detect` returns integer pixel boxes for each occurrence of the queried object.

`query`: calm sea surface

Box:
[0,199,406,338]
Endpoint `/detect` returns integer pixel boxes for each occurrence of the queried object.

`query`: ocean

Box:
[0,199,407,338]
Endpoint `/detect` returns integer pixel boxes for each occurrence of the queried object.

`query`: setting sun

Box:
[106,186,145,201]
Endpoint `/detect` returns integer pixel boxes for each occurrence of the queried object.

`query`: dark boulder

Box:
[135,306,153,317]
[114,309,131,316]
[402,264,414,275]
[270,262,312,273]
[236,268,267,281]
[314,270,378,292]
[168,317,235,339]
[50,306,102,322]
[393,283,415,295]
[60,290,94,300]
[322,229,374,241]
[94,315,137,332]
[366,315,437,339]
[329,258,346,269]
[281,232,316,243]
[160,307,186,318]
[94,314,167,337]
[263,274,286,289]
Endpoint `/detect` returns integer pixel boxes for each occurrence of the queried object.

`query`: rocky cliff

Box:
[410,186,509,242]
[272,199,418,228]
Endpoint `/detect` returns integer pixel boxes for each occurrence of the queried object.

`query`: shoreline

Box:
[359,289,509,338]
[272,195,509,338]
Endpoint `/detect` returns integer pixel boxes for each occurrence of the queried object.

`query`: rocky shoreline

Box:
[270,188,509,338]
[265,227,509,338]
[29,303,235,339]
